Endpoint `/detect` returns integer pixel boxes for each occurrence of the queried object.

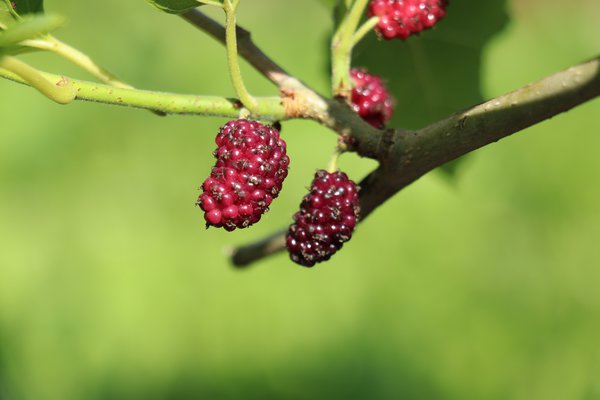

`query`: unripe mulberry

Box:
[368,0,448,40]
[286,170,360,267]
[197,119,289,231]
[350,68,394,128]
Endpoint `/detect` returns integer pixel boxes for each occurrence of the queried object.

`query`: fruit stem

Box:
[223,0,258,112]
[3,0,20,20]
[331,0,371,98]
[0,55,75,104]
[353,16,378,45]
[346,0,371,35]
[327,149,341,173]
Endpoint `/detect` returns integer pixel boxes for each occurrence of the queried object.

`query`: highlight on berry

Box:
[368,0,448,40]
[197,119,289,231]
[286,170,360,267]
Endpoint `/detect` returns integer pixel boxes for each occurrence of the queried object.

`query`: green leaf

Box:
[146,0,209,14]
[352,0,509,178]
[9,0,44,15]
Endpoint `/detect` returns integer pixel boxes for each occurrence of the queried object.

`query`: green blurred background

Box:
[1,0,600,399]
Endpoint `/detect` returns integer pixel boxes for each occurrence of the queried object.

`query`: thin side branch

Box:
[23,37,135,89]
[0,66,286,119]
[353,16,379,46]
[231,55,600,267]
[0,54,380,136]
[22,36,167,116]
[0,56,75,104]
[231,229,287,267]
[331,0,370,98]
[223,0,258,111]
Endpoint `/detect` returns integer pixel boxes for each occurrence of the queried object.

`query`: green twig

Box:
[181,8,302,90]
[2,0,20,20]
[23,36,133,89]
[345,0,371,37]
[21,36,167,116]
[353,16,378,45]
[0,66,285,118]
[223,0,257,111]
[0,14,64,47]
[331,0,370,98]
[0,56,75,103]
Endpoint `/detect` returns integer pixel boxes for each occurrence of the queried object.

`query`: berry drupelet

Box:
[286,170,360,267]
[350,68,394,128]
[368,0,448,40]
[197,119,289,231]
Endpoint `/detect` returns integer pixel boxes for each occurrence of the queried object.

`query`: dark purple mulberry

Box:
[286,170,360,267]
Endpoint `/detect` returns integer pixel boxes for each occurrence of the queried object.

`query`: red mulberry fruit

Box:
[368,0,448,40]
[351,68,394,128]
[197,119,289,231]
